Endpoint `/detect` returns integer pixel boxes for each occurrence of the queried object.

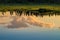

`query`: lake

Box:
[0,12,60,40]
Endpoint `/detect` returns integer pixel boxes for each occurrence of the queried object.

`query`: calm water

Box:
[0,12,60,40]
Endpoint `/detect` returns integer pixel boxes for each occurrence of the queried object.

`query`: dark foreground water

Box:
[0,13,60,40]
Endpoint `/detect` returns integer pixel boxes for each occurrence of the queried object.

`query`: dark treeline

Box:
[0,8,60,17]
[0,0,60,4]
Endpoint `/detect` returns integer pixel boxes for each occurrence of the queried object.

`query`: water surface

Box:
[0,12,60,40]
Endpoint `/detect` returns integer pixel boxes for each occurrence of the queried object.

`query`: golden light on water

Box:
[0,11,16,16]
[1,11,60,30]
[0,12,55,29]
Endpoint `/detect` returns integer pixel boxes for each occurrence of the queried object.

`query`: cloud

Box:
[0,16,13,26]
[6,16,29,28]
[26,16,55,28]
[6,15,55,29]
[0,15,55,29]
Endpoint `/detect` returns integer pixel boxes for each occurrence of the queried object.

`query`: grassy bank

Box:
[0,4,60,11]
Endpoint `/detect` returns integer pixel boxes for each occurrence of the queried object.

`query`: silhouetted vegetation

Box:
[0,8,60,17]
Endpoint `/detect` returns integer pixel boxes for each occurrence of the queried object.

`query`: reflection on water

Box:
[0,14,55,29]
[0,12,60,29]
[0,12,60,40]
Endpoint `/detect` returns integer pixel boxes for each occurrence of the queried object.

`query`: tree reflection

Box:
[0,8,60,17]
[10,11,13,16]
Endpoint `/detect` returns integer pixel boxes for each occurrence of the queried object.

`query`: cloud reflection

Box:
[0,15,55,29]
[7,17,28,28]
